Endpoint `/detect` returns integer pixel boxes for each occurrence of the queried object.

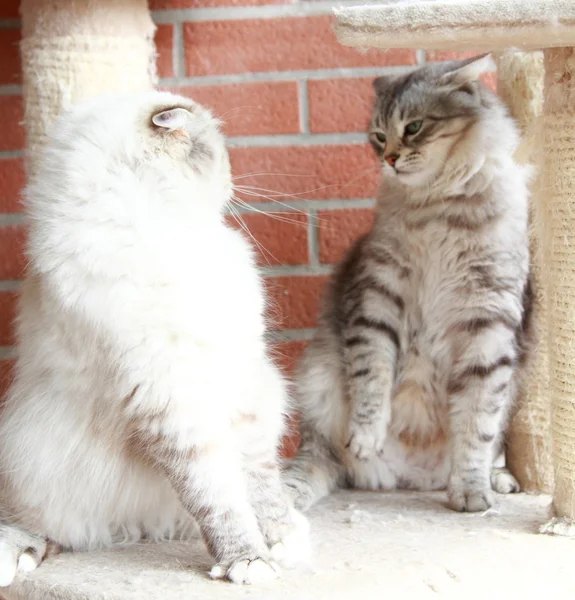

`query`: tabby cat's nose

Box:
[384,153,399,167]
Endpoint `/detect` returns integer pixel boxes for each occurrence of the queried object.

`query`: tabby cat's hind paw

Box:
[491,468,520,494]
[269,509,312,569]
[210,557,280,585]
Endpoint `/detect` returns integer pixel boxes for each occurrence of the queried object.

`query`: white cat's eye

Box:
[405,120,423,135]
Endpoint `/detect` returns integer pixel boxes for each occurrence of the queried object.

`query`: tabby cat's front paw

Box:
[346,420,388,460]
[448,485,495,513]
[210,556,280,585]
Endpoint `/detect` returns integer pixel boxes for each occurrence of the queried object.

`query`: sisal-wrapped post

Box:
[540,47,575,532]
[20,0,157,174]
[495,51,554,494]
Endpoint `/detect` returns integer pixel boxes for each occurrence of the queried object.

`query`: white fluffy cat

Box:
[0,90,310,586]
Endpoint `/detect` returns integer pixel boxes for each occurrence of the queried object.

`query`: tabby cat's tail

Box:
[282,427,345,513]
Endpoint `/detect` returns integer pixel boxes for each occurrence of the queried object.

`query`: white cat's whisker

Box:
[230,196,309,226]
[227,202,279,266]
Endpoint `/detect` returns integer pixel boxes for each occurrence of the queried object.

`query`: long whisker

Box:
[227,203,279,266]
[230,196,311,227]
[232,172,334,181]
[234,165,381,200]
[233,188,309,214]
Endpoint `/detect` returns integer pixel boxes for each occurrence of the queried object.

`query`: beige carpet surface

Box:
[3,490,573,599]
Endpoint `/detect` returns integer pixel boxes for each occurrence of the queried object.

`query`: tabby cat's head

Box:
[370,55,516,191]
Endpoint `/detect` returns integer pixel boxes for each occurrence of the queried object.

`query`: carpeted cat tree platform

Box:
[3,0,575,598]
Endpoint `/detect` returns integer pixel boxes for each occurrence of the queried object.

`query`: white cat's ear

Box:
[440,54,493,86]
[151,107,190,131]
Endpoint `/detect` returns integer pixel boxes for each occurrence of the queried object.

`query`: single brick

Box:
[0,359,14,400]
[265,275,327,330]
[170,81,300,136]
[227,211,308,266]
[480,72,498,93]
[150,0,285,8]
[0,158,25,214]
[0,225,26,280]
[281,421,300,458]
[308,77,374,134]
[184,16,416,76]
[272,339,308,458]
[271,340,307,377]
[0,29,21,85]
[0,96,25,151]
[155,24,174,79]
[229,144,379,201]
[0,0,19,19]
[318,208,375,265]
[0,291,17,346]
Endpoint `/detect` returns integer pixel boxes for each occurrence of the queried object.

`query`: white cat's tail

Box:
[0,523,55,587]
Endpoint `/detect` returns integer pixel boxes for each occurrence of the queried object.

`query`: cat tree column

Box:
[334,0,575,530]
[19,0,157,174]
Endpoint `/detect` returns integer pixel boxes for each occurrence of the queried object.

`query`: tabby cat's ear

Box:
[373,75,395,95]
[439,54,493,86]
[151,107,191,131]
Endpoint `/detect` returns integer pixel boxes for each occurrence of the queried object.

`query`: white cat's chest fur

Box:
[6,202,272,548]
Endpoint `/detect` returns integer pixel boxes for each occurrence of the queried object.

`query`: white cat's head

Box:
[46,90,232,215]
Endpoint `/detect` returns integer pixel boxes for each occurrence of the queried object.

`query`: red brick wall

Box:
[0,2,494,451]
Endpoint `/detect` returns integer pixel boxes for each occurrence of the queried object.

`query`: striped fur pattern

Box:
[0,91,310,587]
[284,56,533,513]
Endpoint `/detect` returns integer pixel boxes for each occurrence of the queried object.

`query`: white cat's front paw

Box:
[210,557,280,585]
[0,543,44,587]
[270,509,312,569]
[346,420,387,460]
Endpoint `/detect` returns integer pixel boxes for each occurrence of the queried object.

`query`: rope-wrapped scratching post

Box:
[495,51,554,494]
[540,48,575,534]
[20,0,157,174]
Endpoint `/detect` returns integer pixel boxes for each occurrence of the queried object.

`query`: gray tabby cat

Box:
[283,55,532,513]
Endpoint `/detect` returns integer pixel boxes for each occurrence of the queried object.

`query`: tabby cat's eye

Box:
[405,120,423,135]
[374,132,387,144]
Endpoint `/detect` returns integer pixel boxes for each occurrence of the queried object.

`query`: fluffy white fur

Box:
[0,90,309,586]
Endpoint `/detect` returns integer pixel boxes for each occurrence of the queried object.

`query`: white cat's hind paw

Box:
[270,509,312,569]
[210,557,280,585]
